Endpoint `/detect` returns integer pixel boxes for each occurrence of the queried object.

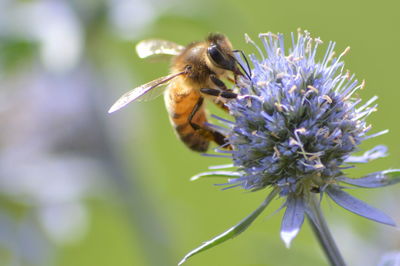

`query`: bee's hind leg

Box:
[188,97,230,148]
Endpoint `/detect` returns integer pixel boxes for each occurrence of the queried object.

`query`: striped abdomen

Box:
[164,83,210,152]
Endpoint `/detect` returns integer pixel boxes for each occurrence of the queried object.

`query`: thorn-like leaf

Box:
[208,164,235,170]
[326,185,396,226]
[338,169,400,188]
[280,195,305,248]
[190,171,241,181]
[303,201,321,229]
[178,188,279,265]
[344,145,388,163]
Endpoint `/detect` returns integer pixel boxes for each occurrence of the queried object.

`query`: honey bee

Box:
[108,33,245,152]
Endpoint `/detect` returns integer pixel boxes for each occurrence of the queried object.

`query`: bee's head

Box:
[206,33,242,76]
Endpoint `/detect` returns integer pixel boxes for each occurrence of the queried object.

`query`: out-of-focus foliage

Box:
[0,0,399,265]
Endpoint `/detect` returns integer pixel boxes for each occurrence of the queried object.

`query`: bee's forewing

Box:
[136,39,185,59]
[108,71,186,113]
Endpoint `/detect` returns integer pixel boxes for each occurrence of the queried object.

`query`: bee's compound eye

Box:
[207,45,225,66]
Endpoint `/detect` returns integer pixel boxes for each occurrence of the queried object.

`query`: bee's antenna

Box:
[233,49,252,80]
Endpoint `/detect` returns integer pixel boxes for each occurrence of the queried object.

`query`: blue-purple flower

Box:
[179,30,400,265]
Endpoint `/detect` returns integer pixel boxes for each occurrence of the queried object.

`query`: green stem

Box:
[307,194,346,266]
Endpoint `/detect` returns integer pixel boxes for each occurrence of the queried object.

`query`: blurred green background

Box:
[0,0,399,265]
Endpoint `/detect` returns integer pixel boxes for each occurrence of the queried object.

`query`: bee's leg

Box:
[210,75,228,90]
[227,77,235,83]
[188,97,204,131]
[210,72,235,84]
[200,88,237,99]
[200,87,237,113]
[188,97,229,147]
[203,74,238,111]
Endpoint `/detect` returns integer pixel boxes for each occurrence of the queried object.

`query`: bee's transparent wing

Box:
[108,71,185,113]
[136,82,167,102]
[136,39,185,60]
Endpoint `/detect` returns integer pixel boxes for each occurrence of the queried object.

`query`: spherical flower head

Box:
[227,31,371,194]
[180,31,400,265]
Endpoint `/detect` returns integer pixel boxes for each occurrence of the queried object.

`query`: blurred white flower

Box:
[0,0,83,73]
[107,0,180,39]
[39,203,88,244]
[108,0,156,39]
[0,68,106,245]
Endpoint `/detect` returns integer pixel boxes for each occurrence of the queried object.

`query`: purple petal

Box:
[280,195,305,248]
[326,185,396,226]
[338,169,400,188]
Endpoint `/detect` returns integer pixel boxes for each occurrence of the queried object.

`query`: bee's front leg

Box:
[202,74,238,99]
[210,75,228,91]
[200,88,237,99]
[200,87,237,113]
